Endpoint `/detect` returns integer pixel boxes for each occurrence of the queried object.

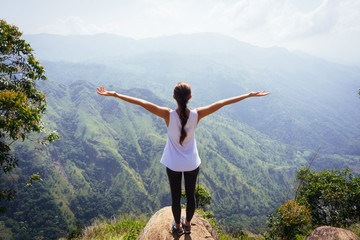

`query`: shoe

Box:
[172,220,184,235]
[181,216,191,234]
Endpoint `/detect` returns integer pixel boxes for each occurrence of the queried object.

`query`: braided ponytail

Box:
[173,82,192,146]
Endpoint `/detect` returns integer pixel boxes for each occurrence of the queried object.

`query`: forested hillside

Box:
[1,33,359,239]
[32,33,360,154]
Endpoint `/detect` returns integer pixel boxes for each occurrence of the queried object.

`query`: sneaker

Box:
[172,220,184,235]
[181,216,191,234]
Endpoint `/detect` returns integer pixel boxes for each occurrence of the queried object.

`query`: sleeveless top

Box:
[160,109,201,172]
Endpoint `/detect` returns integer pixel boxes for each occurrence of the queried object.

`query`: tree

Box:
[0,19,59,213]
[181,185,212,210]
[295,167,360,227]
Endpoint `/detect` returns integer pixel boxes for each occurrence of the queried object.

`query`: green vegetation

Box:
[181,185,212,210]
[347,223,360,237]
[296,167,360,227]
[267,199,311,240]
[0,19,59,213]
[1,32,359,238]
[197,208,266,239]
[62,214,147,240]
[63,209,264,240]
[1,79,359,239]
[40,45,360,156]
[267,167,360,239]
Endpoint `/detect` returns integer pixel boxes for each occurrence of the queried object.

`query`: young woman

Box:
[96,82,270,235]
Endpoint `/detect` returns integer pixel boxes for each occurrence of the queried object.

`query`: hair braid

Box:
[173,82,191,146]
[179,98,188,145]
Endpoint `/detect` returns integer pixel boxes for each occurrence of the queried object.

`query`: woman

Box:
[96,82,269,235]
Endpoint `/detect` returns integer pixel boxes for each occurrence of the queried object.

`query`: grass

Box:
[60,207,360,240]
[346,223,360,238]
[61,214,148,240]
[61,208,264,240]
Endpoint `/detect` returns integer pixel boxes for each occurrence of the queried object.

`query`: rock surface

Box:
[138,206,219,240]
[306,226,360,240]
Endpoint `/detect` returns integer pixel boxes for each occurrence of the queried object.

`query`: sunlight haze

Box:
[1,0,359,65]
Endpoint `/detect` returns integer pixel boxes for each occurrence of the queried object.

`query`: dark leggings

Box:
[166,167,199,225]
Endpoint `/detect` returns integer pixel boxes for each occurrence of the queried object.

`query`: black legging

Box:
[166,167,199,225]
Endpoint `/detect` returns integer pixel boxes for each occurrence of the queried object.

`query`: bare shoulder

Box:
[158,106,171,117]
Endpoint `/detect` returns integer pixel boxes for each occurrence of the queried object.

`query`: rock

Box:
[306,226,360,240]
[138,206,219,240]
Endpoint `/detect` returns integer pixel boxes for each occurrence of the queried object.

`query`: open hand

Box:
[249,90,270,97]
[97,87,115,96]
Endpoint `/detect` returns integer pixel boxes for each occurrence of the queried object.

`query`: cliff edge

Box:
[138,206,219,240]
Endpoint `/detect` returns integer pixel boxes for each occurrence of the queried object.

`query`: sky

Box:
[1,0,360,66]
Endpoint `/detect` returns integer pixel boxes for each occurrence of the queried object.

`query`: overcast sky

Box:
[1,0,360,66]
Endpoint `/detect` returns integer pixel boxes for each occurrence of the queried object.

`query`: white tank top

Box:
[160,109,201,172]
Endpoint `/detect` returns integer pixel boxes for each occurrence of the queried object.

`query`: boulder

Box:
[138,206,219,240]
[306,226,360,240]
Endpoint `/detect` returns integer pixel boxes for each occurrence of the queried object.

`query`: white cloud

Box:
[34,0,359,42]
[336,0,360,33]
[272,0,339,41]
[38,16,103,35]
[202,0,342,44]
[11,0,359,64]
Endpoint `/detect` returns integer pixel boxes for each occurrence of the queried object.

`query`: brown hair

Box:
[173,82,192,145]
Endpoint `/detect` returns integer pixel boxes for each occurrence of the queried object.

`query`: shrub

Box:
[181,185,212,210]
[296,167,360,227]
[267,199,311,240]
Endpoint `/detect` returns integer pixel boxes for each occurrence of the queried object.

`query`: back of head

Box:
[173,82,192,145]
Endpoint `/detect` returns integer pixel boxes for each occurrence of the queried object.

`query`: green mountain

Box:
[1,79,358,239]
[24,33,360,154]
[1,33,359,239]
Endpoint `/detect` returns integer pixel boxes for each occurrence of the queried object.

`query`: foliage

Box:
[181,184,212,210]
[67,224,84,239]
[346,223,360,237]
[295,167,360,227]
[0,19,59,211]
[1,80,359,238]
[36,33,360,156]
[267,199,311,240]
[198,209,262,240]
[63,214,147,240]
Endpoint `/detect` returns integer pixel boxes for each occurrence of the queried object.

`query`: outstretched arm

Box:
[196,91,270,122]
[97,87,170,125]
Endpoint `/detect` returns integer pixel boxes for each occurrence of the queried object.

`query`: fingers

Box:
[97,86,106,95]
[97,87,105,92]
[252,90,270,96]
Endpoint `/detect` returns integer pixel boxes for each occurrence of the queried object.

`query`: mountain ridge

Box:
[1,32,359,239]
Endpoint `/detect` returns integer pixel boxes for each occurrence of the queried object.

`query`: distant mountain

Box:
[24,33,257,62]
[25,32,360,154]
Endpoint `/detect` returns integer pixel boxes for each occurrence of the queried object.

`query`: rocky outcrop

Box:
[138,206,219,240]
[306,226,360,240]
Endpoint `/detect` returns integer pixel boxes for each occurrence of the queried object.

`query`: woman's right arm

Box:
[97,87,171,126]
[196,91,270,123]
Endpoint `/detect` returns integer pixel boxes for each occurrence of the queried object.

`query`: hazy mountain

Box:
[25,33,360,154]
[24,33,258,62]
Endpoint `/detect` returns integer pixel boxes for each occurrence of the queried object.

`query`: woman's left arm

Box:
[97,87,170,125]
